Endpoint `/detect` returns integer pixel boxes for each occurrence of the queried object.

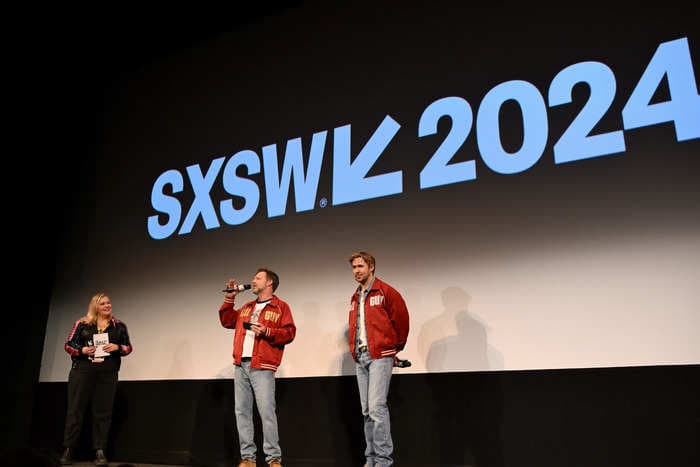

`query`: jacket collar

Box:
[352,277,381,300]
[247,295,281,308]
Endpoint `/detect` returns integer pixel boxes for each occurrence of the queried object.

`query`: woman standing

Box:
[59,293,133,466]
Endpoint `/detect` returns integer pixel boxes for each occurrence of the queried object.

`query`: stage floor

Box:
[62,463,180,467]
[60,463,476,467]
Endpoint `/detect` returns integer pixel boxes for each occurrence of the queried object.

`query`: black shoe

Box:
[94,449,108,466]
[59,448,72,465]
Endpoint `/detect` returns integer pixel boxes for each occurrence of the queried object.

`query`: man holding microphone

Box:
[219,268,296,467]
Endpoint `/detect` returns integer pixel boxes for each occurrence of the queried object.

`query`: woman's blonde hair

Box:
[85,292,109,325]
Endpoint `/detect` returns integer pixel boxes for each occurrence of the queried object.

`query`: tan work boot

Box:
[268,460,282,467]
[238,459,256,467]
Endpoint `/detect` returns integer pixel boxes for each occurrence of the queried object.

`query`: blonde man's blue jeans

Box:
[356,353,394,467]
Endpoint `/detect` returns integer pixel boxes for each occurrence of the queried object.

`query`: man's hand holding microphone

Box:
[223,279,252,296]
[223,279,265,335]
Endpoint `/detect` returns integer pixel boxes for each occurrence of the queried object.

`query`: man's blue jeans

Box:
[356,352,394,467]
[234,361,281,463]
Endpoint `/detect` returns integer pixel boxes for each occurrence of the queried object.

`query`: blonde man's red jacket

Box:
[348,277,410,361]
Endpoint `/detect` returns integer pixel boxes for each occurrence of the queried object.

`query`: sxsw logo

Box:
[147,116,402,240]
[147,37,700,240]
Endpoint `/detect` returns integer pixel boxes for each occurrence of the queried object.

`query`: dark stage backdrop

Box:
[13,2,700,466]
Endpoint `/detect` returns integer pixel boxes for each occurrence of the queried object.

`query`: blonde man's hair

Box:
[348,251,376,270]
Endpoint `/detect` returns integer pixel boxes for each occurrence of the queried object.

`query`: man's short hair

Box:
[257,268,280,292]
[348,251,375,270]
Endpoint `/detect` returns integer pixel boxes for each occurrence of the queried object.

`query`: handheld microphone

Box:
[222,284,252,293]
[394,358,412,368]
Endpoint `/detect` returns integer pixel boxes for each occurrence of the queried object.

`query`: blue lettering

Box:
[477,80,547,174]
[419,96,475,189]
[178,157,225,235]
[147,170,184,240]
[622,37,700,141]
[332,116,402,206]
[220,150,261,226]
[262,131,327,217]
[549,61,625,163]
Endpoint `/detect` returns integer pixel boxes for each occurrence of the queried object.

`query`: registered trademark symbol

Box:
[319,197,328,208]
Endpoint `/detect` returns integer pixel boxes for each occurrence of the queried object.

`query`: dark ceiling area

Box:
[16,4,305,226]
[44,5,303,78]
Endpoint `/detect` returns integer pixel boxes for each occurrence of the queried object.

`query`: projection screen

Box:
[40,3,699,381]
